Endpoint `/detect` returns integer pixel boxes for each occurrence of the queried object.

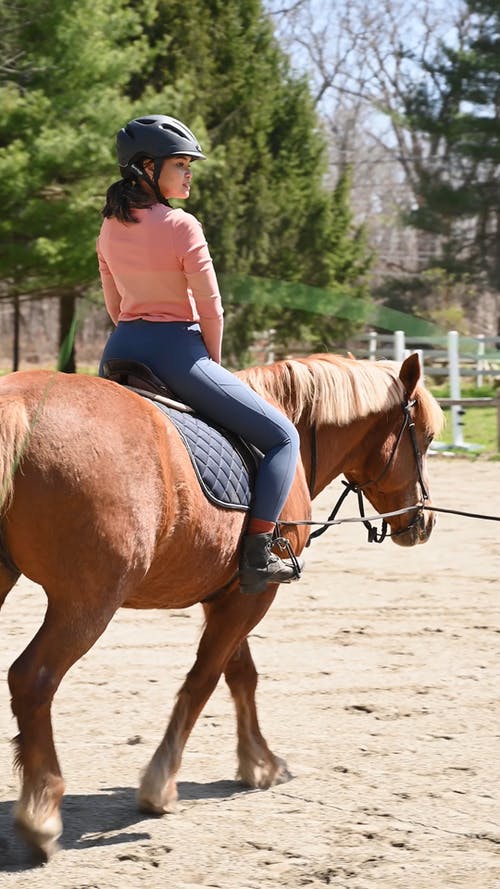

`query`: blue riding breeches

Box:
[99,320,300,523]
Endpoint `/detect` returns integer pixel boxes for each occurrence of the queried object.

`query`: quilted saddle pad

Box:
[153,402,259,511]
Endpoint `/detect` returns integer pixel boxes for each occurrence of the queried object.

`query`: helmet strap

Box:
[151,157,170,206]
[129,160,170,207]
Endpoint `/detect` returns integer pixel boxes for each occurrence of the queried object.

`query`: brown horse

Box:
[0,352,443,859]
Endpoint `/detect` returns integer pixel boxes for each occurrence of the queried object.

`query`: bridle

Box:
[305,398,429,545]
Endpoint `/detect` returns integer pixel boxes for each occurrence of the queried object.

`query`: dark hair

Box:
[101,177,157,224]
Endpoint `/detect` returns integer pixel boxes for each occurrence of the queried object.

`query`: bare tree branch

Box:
[267,0,472,275]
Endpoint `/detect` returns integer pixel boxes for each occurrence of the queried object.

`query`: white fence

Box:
[352,330,500,382]
[350,330,500,451]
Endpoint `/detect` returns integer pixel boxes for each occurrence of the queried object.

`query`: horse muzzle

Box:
[391,505,435,547]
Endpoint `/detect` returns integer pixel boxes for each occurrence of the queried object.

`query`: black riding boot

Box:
[239,532,304,595]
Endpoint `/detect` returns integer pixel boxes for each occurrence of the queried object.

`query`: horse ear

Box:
[399,352,421,398]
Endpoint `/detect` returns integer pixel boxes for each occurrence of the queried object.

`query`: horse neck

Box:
[298,412,379,500]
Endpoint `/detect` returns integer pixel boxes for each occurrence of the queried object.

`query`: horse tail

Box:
[0,395,29,606]
[0,395,31,515]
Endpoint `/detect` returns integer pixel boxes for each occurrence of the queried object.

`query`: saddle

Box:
[102,360,260,511]
[102,359,191,410]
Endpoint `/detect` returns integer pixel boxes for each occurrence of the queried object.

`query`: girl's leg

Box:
[100,320,304,593]
[100,321,300,524]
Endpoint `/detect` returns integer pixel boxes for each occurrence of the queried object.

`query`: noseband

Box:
[308,399,429,545]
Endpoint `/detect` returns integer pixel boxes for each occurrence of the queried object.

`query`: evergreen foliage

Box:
[120,0,373,360]
[0,0,372,369]
[0,0,160,368]
[401,0,500,293]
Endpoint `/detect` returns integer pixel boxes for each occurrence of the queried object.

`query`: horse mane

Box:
[238,353,444,433]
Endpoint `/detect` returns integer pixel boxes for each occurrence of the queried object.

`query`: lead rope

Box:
[279,397,499,557]
[281,480,418,546]
[423,505,500,522]
[279,495,500,548]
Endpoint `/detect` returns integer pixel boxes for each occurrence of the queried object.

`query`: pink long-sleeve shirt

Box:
[97,205,224,362]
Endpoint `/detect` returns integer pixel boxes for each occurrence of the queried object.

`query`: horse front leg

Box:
[137,587,277,815]
[224,637,292,788]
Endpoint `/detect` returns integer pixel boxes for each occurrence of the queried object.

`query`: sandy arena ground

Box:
[0,457,499,888]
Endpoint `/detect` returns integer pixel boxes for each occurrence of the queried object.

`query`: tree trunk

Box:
[12,294,20,371]
[58,293,77,373]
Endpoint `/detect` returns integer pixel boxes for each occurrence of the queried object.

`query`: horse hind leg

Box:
[224,637,291,788]
[8,594,119,860]
[137,590,278,815]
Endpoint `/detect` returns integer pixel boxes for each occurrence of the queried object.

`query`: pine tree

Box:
[402,0,500,300]
[133,0,372,360]
[0,0,372,369]
[0,0,162,369]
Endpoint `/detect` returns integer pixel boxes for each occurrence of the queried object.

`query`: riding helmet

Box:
[117,115,206,178]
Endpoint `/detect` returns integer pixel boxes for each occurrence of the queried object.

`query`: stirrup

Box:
[274,536,303,580]
[239,532,304,594]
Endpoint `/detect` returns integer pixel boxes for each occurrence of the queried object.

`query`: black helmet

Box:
[117,115,206,176]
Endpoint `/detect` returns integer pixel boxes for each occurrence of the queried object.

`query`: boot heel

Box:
[239,532,304,595]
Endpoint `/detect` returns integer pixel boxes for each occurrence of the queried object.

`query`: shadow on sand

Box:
[0,778,251,871]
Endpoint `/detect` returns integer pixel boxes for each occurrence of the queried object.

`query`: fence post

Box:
[448,330,464,447]
[476,334,485,388]
[368,330,377,361]
[496,393,500,453]
[393,330,406,361]
[266,328,276,364]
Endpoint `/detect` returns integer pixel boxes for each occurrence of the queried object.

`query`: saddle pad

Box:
[153,402,258,510]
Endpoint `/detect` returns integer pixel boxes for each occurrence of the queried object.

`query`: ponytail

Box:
[101,178,154,224]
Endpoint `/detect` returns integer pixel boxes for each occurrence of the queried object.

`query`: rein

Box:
[283,398,429,546]
[282,398,500,545]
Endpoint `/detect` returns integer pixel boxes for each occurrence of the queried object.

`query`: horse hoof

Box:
[15,818,61,862]
[272,758,293,785]
[238,755,292,789]
[137,800,173,816]
[136,791,177,816]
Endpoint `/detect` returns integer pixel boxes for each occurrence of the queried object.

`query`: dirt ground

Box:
[0,457,499,888]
